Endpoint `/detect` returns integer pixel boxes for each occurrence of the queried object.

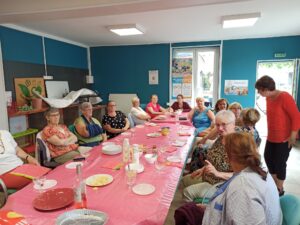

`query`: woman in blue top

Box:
[188,97,215,136]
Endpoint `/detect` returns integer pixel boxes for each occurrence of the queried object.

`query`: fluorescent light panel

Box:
[107,24,144,36]
[222,13,261,28]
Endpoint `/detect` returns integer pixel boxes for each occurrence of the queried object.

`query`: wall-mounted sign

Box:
[224,80,248,95]
[274,52,286,58]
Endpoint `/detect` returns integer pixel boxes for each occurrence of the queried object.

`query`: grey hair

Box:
[80,102,92,111]
[44,108,59,117]
[132,97,139,104]
[215,110,236,123]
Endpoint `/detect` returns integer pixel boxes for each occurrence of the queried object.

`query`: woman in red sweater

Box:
[255,75,300,196]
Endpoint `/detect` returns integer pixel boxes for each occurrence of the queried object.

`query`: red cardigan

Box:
[171,101,191,112]
[266,92,300,142]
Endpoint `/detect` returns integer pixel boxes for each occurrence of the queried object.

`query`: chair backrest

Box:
[127,113,135,128]
[0,179,8,209]
[35,132,51,164]
[280,194,300,225]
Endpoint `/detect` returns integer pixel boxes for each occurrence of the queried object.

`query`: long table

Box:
[3,123,195,225]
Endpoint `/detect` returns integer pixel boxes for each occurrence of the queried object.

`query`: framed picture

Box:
[149,70,159,85]
[14,77,46,107]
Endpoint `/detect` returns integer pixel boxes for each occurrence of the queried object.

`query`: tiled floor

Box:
[163,138,300,225]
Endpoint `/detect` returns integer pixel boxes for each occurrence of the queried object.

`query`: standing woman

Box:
[255,75,300,196]
[171,94,192,112]
[188,97,215,136]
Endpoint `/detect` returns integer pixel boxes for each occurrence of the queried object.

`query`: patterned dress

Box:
[102,111,127,139]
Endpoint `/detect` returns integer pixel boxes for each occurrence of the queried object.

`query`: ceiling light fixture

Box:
[221,12,261,28]
[107,24,144,36]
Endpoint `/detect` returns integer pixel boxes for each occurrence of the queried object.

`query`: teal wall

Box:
[91,44,170,105]
[221,36,300,108]
[0,26,88,69]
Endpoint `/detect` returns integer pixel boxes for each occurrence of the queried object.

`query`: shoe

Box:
[278,188,285,197]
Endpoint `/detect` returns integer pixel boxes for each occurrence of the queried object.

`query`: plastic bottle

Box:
[122,138,130,163]
[74,164,87,209]
[132,144,140,165]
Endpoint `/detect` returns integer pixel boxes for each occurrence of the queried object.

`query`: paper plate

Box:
[34,179,57,190]
[125,163,144,173]
[146,132,161,138]
[56,209,108,225]
[167,156,181,163]
[65,162,83,169]
[33,188,74,211]
[120,132,131,136]
[135,125,144,128]
[85,174,113,187]
[155,115,166,120]
[171,140,186,147]
[132,183,155,196]
[102,142,115,146]
[102,145,122,155]
[145,122,157,127]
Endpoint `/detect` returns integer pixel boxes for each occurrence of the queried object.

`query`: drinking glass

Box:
[126,169,137,188]
[155,155,165,172]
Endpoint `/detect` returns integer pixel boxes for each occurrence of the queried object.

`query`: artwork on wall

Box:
[224,80,248,95]
[149,70,159,85]
[14,77,46,107]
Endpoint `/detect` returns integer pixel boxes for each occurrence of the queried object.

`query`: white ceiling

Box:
[1,0,300,47]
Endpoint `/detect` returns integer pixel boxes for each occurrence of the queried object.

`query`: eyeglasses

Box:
[108,104,116,107]
[49,113,60,117]
[215,121,234,128]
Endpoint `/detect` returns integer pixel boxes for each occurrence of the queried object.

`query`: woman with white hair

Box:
[74,102,107,146]
[130,97,150,125]
[183,110,237,202]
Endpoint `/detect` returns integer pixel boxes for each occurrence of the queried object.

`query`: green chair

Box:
[280,194,300,225]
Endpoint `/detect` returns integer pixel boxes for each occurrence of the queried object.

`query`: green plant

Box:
[18,83,42,105]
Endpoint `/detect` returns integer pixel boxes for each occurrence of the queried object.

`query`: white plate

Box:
[85,174,113,187]
[121,132,131,136]
[136,125,144,128]
[125,163,144,173]
[65,162,83,169]
[145,122,157,127]
[171,140,186,147]
[132,183,155,196]
[102,145,122,155]
[34,179,57,190]
[155,115,166,120]
[102,142,115,146]
[146,132,161,138]
[167,156,181,163]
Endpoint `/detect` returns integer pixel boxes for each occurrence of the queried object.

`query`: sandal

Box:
[278,188,285,197]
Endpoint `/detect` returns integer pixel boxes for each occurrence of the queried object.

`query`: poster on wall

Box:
[224,80,248,95]
[14,77,46,107]
[149,70,159,85]
[171,58,193,101]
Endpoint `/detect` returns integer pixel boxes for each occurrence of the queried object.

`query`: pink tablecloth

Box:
[3,123,195,225]
[151,113,192,126]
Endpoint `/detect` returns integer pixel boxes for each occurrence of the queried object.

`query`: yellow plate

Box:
[85,174,113,187]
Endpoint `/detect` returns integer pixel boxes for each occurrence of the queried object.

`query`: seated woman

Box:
[43,108,82,164]
[0,130,39,189]
[130,97,151,125]
[74,102,107,147]
[171,94,191,112]
[214,98,229,113]
[188,97,214,136]
[240,108,261,147]
[175,132,282,225]
[146,94,168,119]
[183,110,237,202]
[228,102,243,126]
[102,101,130,139]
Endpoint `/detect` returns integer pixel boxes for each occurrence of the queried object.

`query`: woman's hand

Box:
[203,160,218,177]
[27,155,40,166]
[196,203,206,210]
[191,168,204,179]
[288,131,297,148]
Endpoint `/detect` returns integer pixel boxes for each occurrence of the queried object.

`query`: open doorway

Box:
[255,60,298,137]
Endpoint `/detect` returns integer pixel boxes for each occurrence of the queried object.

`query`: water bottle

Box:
[74,164,87,209]
[122,138,130,163]
[132,144,140,165]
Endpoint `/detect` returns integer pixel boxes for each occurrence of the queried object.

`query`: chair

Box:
[35,132,60,168]
[127,113,135,128]
[0,179,8,209]
[280,194,300,225]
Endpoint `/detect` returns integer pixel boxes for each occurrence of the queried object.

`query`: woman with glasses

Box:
[228,102,243,126]
[0,130,39,189]
[102,100,130,139]
[182,110,238,202]
[255,75,300,196]
[74,102,107,147]
[43,108,82,164]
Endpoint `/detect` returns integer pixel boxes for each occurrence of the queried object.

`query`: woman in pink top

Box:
[255,75,300,196]
[146,94,168,119]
